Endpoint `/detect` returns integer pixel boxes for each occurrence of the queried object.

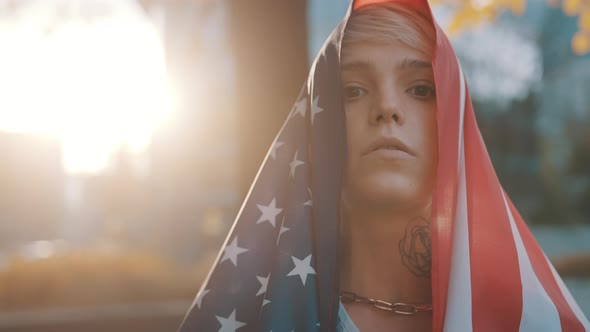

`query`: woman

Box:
[338,3,436,331]
[179,0,590,331]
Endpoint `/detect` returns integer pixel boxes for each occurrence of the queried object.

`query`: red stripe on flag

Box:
[508,196,586,332]
[464,96,523,332]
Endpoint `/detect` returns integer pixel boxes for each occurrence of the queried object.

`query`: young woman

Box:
[179,0,589,331]
[337,3,436,331]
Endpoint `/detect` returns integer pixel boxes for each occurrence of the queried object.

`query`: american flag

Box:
[178,9,347,331]
[179,0,590,331]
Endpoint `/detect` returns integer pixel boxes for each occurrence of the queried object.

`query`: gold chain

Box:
[340,291,432,316]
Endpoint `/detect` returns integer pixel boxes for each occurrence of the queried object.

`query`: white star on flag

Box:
[256,198,283,227]
[270,141,285,160]
[287,254,316,286]
[216,309,246,332]
[276,216,290,246]
[258,298,271,319]
[289,150,305,180]
[304,187,313,206]
[256,273,270,296]
[311,96,324,125]
[195,289,210,309]
[220,237,248,267]
[290,97,307,119]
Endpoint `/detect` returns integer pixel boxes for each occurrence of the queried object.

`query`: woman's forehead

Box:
[342,4,435,62]
[341,42,432,72]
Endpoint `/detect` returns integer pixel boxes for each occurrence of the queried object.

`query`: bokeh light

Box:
[0,0,174,174]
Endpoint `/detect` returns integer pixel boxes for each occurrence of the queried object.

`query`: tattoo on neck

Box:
[398,216,432,278]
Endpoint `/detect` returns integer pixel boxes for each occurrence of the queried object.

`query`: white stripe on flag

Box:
[501,191,561,332]
[546,254,590,331]
[444,63,473,332]
[456,64,465,167]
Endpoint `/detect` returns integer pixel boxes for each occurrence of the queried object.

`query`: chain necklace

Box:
[340,291,432,316]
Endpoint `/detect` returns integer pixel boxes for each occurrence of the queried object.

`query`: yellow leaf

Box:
[448,14,466,35]
[580,10,590,31]
[448,9,472,35]
[482,6,498,20]
[563,0,581,16]
[463,4,485,25]
[509,0,526,15]
[572,31,590,55]
[446,4,497,35]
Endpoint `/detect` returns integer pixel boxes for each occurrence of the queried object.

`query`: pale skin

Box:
[339,40,438,331]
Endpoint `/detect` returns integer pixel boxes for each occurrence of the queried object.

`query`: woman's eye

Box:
[409,85,436,100]
[343,86,367,100]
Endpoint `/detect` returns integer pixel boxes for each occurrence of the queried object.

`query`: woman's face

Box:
[340,40,437,212]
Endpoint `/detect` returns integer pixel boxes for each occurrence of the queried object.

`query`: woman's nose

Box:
[372,90,405,125]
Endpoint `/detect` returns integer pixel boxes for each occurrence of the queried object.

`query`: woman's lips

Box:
[366,147,415,160]
[363,136,415,157]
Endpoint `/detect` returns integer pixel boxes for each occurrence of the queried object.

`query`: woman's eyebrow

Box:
[398,58,432,70]
[340,58,432,72]
[340,59,375,72]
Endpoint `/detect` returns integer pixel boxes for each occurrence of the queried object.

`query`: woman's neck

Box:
[339,203,433,304]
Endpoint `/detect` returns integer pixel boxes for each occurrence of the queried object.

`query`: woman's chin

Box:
[349,175,422,206]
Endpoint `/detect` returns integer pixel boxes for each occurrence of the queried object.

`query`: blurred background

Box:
[0,0,589,330]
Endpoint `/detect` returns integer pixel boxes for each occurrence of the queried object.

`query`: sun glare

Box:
[0,2,173,175]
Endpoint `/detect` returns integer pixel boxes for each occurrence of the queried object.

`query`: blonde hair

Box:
[342,3,435,58]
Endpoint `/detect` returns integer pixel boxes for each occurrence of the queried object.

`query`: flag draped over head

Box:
[179,0,590,331]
